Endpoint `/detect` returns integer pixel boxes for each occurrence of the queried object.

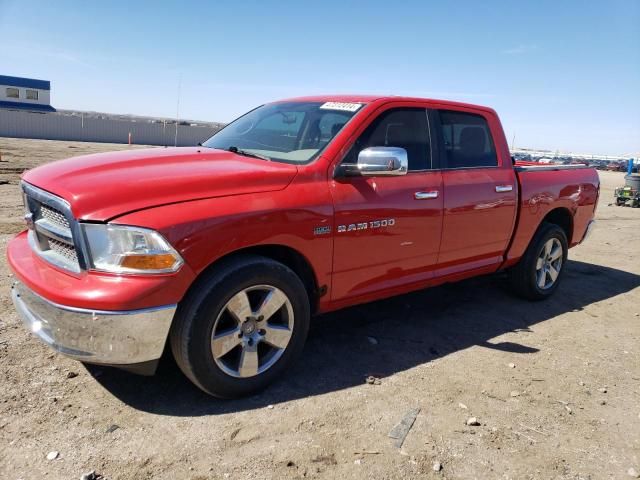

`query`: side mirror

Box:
[337,146,408,177]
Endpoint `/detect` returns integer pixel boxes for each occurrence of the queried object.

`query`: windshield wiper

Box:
[227,146,271,161]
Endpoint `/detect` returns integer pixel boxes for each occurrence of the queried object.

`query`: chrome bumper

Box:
[11,281,176,366]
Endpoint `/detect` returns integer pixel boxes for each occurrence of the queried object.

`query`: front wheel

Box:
[509,223,568,300]
[170,255,310,398]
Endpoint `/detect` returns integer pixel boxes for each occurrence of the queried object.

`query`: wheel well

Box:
[542,208,573,242]
[193,245,320,313]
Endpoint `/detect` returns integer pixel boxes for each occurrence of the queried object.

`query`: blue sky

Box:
[1,0,638,155]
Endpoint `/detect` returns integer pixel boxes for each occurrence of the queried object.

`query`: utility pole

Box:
[511,133,516,151]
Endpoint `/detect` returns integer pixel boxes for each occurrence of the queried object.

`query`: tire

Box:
[508,222,568,301]
[170,255,310,398]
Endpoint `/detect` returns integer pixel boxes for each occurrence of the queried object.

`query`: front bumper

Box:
[12,281,176,368]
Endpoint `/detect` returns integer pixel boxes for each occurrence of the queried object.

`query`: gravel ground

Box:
[0,137,638,480]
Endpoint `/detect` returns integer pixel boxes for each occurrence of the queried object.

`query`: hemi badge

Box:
[313,226,331,235]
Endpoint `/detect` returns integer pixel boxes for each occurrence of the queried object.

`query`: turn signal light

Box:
[120,254,178,271]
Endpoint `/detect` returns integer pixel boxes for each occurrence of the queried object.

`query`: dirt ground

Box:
[0,137,638,480]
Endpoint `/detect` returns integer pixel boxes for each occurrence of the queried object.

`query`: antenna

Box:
[174,76,181,147]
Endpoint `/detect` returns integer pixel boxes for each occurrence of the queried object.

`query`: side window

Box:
[438,110,497,168]
[343,108,431,171]
[6,87,19,99]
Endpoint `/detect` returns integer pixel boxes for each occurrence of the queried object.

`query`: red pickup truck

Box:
[8,95,599,398]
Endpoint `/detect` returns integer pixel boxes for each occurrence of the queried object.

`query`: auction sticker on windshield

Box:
[319,102,363,112]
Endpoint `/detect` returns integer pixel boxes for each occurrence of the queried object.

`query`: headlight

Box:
[82,224,183,274]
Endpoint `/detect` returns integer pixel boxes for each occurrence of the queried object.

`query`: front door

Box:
[330,106,443,302]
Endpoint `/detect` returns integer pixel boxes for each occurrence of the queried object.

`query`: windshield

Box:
[203,101,363,164]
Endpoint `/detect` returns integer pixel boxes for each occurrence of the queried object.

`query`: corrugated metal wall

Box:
[0,109,221,146]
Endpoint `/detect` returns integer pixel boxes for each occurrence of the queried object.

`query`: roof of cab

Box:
[276,94,495,113]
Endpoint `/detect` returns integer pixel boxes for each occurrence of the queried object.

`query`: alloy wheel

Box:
[535,238,563,290]
[210,285,294,378]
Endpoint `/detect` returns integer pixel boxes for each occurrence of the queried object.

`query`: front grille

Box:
[40,204,71,230]
[48,238,79,264]
[22,182,83,273]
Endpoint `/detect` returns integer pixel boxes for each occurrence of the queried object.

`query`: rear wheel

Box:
[509,223,568,300]
[170,255,310,398]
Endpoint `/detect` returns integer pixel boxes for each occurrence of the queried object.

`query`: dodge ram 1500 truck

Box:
[8,95,599,398]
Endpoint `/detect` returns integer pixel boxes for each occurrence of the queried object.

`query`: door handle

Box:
[414,191,439,200]
[495,185,513,193]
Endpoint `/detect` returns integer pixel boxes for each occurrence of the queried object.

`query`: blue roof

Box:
[0,75,50,90]
[0,100,56,112]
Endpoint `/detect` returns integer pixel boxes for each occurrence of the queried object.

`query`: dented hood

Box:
[22,147,298,221]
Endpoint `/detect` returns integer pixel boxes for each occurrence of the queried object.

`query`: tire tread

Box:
[509,222,568,301]
[169,254,309,397]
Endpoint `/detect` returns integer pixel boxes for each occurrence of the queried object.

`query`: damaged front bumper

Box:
[11,281,176,374]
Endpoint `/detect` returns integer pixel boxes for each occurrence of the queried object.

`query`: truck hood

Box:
[23,147,298,221]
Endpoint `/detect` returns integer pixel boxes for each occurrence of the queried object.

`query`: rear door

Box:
[433,108,517,274]
[330,105,443,302]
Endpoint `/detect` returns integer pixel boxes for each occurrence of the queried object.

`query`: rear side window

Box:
[343,108,431,171]
[438,110,497,168]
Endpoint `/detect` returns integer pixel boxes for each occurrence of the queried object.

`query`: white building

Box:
[0,75,55,112]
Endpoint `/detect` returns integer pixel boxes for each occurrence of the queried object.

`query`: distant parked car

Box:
[593,161,607,170]
[607,162,626,172]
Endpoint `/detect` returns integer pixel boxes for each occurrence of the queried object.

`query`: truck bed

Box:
[503,163,600,267]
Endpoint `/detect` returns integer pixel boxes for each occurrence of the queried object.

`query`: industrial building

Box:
[0,75,55,112]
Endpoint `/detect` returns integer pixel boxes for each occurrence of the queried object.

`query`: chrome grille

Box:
[48,238,79,264]
[22,182,83,273]
[40,204,70,230]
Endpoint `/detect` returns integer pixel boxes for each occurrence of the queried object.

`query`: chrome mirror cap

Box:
[356,146,408,176]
